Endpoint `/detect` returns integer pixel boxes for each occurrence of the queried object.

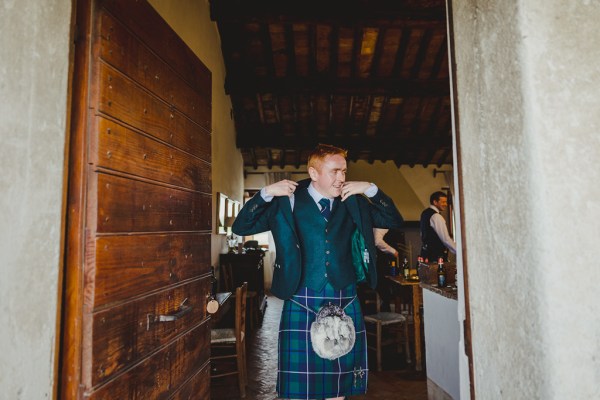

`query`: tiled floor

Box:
[212,296,427,400]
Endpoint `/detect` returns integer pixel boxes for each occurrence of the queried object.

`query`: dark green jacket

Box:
[232,179,403,299]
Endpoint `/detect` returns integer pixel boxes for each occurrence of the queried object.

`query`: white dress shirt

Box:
[260,182,378,211]
[429,205,456,254]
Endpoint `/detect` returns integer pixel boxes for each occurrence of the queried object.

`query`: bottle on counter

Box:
[412,256,422,277]
[390,259,398,276]
[402,257,410,279]
[437,257,446,287]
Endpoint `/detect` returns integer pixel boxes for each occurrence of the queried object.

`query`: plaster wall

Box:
[348,161,448,221]
[148,0,244,264]
[0,1,72,398]
[451,0,600,398]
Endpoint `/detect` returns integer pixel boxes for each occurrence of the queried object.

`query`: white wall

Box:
[452,0,600,398]
[348,161,449,221]
[0,1,72,398]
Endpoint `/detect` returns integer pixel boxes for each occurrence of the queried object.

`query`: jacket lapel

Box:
[344,195,363,233]
[278,195,299,241]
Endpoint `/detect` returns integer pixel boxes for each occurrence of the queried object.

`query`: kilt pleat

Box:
[277,283,368,399]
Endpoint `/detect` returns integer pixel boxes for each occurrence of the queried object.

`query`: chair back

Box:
[359,287,382,314]
[235,282,248,344]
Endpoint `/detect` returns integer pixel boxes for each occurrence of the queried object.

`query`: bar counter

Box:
[419,282,458,300]
[421,281,460,400]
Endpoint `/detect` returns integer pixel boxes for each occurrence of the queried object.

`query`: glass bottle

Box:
[402,257,410,279]
[437,257,446,287]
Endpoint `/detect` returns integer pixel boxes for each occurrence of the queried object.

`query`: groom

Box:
[232,144,403,399]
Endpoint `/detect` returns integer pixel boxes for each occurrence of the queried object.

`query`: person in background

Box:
[233,144,403,400]
[372,228,400,312]
[420,191,456,262]
[374,228,399,260]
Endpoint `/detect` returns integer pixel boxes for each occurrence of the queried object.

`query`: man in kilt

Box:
[233,144,403,399]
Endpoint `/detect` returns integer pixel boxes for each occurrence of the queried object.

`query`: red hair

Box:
[307,144,347,170]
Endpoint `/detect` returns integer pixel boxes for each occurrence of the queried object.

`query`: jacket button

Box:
[324,273,328,277]
[326,262,330,266]
[325,240,329,243]
[296,244,300,248]
[326,250,330,254]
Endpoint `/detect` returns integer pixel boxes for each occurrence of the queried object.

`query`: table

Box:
[386,275,424,371]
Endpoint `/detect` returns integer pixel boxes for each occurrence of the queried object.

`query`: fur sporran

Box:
[309,302,356,360]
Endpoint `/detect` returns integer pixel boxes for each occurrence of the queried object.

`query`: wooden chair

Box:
[362,289,411,371]
[220,262,259,331]
[211,282,248,397]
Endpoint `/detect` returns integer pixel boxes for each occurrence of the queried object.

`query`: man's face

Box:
[433,196,448,212]
[309,154,347,198]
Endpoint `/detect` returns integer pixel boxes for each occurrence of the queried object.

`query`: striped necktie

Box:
[318,198,331,221]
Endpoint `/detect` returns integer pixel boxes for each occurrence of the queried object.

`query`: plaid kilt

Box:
[277,283,368,399]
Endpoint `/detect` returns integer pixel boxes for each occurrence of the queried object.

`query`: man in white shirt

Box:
[419,191,456,262]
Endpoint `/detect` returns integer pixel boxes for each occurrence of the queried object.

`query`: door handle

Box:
[146,298,192,330]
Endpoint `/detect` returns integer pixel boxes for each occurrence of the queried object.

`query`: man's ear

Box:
[308,166,318,181]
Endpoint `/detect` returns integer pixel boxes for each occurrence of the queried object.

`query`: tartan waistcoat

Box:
[293,188,356,291]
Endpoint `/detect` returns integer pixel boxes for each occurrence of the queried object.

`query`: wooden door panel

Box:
[100,0,211,102]
[96,173,211,233]
[63,1,213,398]
[86,320,210,400]
[94,62,210,162]
[88,278,210,387]
[91,117,211,192]
[168,364,210,400]
[98,12,211,131]
[94,233,210,307]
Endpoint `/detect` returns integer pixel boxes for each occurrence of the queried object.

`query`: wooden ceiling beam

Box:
[236,129,451,149]
[210,1,446,26]
[225,76,449,96]
[391,28,412,77]
[284,23,297,77]
[249,147,258,169]
[280,148,286,168]
[410,29,433,78]
[430,32,448,78]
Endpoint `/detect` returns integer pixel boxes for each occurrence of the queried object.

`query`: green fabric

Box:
[352,228,370,284]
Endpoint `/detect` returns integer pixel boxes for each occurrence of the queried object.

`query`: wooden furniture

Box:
[386,275,425,371]
[211,283,248,398]
[362,289,411,371]
[61,1,212,398]
[220,252,267,329]
[220,262,259,330]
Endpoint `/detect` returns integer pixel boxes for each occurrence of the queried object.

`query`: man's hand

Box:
[341,181,372,201]
[265,179,298,197]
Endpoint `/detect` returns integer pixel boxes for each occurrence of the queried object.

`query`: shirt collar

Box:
[430,205,440,213]
[308,182,333,204]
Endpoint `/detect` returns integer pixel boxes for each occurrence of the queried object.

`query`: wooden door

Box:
[62,0,212,398]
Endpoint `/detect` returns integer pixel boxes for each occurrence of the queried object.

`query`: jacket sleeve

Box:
[231,191,274,236]
[366,189,404,229]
